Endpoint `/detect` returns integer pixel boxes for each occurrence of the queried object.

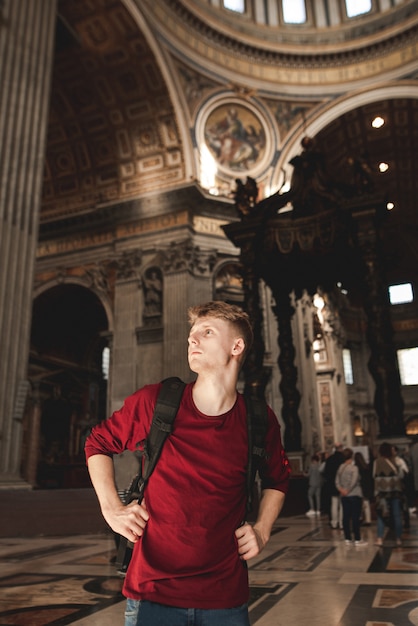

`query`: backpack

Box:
[115,376,269,574]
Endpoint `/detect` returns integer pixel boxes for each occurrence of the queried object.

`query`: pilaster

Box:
[0,0,57,486]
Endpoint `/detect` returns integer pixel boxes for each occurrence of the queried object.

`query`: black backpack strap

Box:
[140,376,187,495]
[244,394,269,514]
[115,376,186,574]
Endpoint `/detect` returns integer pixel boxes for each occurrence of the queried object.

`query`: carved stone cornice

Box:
[142,0,418,87]
[162,238,217,276]
[173,0,418,50]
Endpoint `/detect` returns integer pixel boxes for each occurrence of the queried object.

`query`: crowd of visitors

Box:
[304,438,418,546]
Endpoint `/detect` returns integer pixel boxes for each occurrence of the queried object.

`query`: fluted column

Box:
[0,0,57,485]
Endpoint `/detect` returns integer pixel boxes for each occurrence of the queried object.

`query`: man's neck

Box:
[192,375,238,417]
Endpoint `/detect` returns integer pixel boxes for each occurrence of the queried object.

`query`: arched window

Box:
[223,0,245,13]
[102,346,110,381]
[345,0,371,18]
[282,0,306,24]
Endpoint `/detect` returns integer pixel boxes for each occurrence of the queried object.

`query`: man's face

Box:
[187,316,242,374]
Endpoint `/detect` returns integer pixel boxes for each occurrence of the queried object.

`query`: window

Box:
[397,348,418,385]
[313,337,327,363]
[223,0,245,13]
[282,0,306,24]
[345,0,372,18]
[389,283,414,305]
[343,349,354,384]
[102,346,110,380]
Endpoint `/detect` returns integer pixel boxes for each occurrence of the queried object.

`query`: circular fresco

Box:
[203,102,268,175]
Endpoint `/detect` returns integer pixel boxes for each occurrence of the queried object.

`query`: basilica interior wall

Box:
[1,0,418,487]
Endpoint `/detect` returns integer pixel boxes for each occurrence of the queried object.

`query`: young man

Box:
[85,301,290,626]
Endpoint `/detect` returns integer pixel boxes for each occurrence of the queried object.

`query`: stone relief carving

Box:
[85,264,110,293]
[142,267,163,319]
[162,239,216,276]
[114,249,142,280]
[175,61,219,116]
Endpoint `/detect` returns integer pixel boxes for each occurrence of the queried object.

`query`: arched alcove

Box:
[26,284,109,488]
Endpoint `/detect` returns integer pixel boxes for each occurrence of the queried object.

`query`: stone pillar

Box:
[162,239,216,381]
[111,276,141,413]
[163,270,191,381]
[0,0,57,486]
[24,384,42,487]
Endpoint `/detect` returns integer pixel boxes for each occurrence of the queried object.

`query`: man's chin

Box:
[188,357,199,373]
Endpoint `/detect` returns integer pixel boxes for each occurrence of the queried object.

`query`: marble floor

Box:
[1,512,418,626]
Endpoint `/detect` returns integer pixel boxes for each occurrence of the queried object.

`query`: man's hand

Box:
[87,454,150,543]
[102,500,149,543]
[235,488,286,561]
[235,522,265,561]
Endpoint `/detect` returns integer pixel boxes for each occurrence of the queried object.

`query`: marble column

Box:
[0,0,57,486]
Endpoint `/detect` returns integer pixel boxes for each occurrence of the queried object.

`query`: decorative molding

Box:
[114,249,143,281]
[162,238,217,276]
[146,0,418,86]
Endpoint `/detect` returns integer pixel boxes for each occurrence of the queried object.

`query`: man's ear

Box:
[232,337,245,356]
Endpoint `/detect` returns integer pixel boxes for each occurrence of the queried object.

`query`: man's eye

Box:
[205,329,213,335]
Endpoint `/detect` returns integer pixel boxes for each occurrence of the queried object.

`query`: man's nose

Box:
[188,333,198,345]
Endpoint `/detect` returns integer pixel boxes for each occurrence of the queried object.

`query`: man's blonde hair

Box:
[188,300,253,361]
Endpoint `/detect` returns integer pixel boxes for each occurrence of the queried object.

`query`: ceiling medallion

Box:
[196,96,275,185]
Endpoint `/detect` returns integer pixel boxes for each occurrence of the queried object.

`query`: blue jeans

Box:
[125,598,250,626]
[341,495,362,541]
[376,496,403,540]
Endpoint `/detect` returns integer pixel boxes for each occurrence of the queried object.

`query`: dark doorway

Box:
[27,284,109,488]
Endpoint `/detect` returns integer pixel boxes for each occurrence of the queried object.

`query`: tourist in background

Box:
[392,445,412,529]
[373,442,404,547]
[323,443,344,529]
[335,448,367,545]
[411,437,418,514]
[305,453,323,517]
[354,451,373,526]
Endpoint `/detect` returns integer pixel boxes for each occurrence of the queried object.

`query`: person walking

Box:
[373,442,404,547]
[305,454,323,517]
[354,451,373,526]
[335,448,367,545]
[392,445,412,529]
[323,443,344,528]
[85,300,290,626]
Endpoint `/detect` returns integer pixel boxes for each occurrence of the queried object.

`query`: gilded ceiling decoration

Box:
[42,0,186,221]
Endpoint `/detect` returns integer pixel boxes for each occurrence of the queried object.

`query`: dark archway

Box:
[26,284,109,488]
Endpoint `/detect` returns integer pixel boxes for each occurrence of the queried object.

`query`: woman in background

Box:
[373,442,404,547]
[336,448,367,546]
